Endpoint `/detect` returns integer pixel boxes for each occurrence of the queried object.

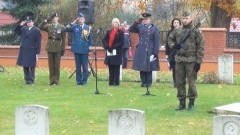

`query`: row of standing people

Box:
[14,13,131,86]
[15,11,205,111]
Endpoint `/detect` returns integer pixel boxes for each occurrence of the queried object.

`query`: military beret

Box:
[78,13,85,18]
[182,11,191,17]
[141,12,151,18]
[51,13,58,18]
[25,16,34,22]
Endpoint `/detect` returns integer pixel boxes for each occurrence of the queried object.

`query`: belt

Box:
[48,37,61,41]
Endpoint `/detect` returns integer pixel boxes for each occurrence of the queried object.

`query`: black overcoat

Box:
[102,29,124,65]
[129,22,160,71]
[15,25,42,67]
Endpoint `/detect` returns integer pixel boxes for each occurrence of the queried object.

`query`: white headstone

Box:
[120,65,122,81]
[152,71,157,83]
[218,54,233,84]
[15,105,49,135]
[213,115,240,135]
[108,108,145,135]
[214,102,240,115]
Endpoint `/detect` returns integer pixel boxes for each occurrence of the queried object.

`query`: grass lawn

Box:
[0,67,239,135]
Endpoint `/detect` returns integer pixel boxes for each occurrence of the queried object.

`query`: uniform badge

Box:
[57,29,61,33]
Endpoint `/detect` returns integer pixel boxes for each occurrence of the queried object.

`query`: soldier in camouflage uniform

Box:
[39,13,66,85]
[168,11,205,111]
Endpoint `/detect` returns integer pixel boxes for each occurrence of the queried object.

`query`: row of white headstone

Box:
[15,103,240,135]
[15,105,145,135]
[120,54,234,84]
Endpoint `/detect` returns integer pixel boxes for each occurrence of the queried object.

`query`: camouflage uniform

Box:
[168,20,205,110]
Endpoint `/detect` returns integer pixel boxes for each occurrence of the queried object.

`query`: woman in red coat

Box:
[102,18,124,86]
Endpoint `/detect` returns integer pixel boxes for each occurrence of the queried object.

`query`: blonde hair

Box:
[111,18,120,26]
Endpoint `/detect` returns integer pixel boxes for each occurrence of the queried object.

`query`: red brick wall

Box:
[201,28,227,62]
[0,28,240,73]
[0,11,17,26]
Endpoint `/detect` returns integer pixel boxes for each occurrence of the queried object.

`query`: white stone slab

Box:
[15,105,49,135]
[214,102,240,115]
[213,115,240,135]
[152,71,157,83]
[218,54,233,84]
[108,108,145,135]
[120,65,122,81]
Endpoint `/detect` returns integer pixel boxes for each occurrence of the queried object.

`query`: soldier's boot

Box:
[175,99,186,111]
[188,99,195,111]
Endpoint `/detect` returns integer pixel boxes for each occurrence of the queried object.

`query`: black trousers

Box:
[140,71,152,86]
[23,67,35,84]
[108,65,120,85]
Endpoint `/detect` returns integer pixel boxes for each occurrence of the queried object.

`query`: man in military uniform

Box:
[65,13,93,85]
[15,16,42,85]
[39,13,66,85]
[129,13,160,87]
[168,11,205,111]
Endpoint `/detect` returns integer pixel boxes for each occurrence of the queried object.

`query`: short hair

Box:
[112,18,120,26]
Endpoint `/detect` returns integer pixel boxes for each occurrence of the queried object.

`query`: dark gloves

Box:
[154,54,158,59]
[174,43,181,50]
[193,63,201,72]
[107,48,113,53]
[61,51,65,56]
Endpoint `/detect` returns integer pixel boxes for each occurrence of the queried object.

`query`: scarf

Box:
[108,28,118,48]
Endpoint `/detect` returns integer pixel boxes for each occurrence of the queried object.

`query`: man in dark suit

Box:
[65,13,93,85]
[15,16,42,85]
[39,13,66,85]
[129,13,160,87]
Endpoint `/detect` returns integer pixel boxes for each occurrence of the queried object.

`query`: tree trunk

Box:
[210,1,232,31]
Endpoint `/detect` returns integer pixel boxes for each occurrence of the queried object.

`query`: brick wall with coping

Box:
[0,28,240,73]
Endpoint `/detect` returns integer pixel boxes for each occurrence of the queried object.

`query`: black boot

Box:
[175,99,186,111]
[188,99,195,111]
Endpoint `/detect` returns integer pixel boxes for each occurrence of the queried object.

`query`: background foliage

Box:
[2,0,240,30]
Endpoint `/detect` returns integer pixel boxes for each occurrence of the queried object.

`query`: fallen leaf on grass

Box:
[89,120,95,124]
[218,85,223,89]
[188,121,194,125]
[61,129,67,133]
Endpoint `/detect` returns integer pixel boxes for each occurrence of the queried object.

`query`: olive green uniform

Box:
[168,23,205,100]
[39,22,66,84]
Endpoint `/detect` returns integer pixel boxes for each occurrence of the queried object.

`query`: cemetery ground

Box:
[0,67,240,135]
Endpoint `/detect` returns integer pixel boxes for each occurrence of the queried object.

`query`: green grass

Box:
[0,67,240,135]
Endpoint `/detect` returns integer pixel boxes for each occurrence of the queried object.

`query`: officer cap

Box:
[78,13,85,18]
[50,13,59,20]
[182,10,191,17]
[25,16,34,22]
[141,12,151,18]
